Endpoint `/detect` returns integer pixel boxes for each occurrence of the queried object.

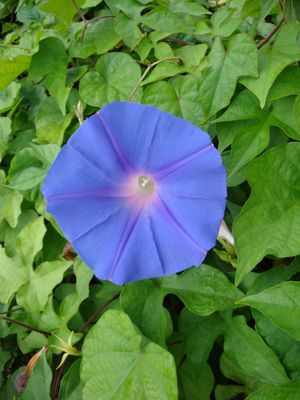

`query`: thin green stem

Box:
[128,57,180,101]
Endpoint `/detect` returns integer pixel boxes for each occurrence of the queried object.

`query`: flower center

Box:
[137,175,154,194]
[123,174,157,207]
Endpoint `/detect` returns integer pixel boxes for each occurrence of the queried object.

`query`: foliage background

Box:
[1,0,300,399]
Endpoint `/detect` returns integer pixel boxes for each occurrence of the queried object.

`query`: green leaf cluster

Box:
[1,0,300,399]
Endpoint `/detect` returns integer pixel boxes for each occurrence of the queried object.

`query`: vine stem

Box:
[161,37,193,46]
[71,0,114,42]
[79,294,119,333]
[256,17,285,50]
[0,306,23,315]
[128,57,180,102]
[167,339,183,346]
[51,362,66,400]
[0,315,50,336]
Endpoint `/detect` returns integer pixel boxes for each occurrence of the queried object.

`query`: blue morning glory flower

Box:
[43,102,226,285]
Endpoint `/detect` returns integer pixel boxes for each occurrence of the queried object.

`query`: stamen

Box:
[138,175,154,193]
[123,174,156,206]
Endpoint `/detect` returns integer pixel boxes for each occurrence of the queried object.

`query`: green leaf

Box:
[216,89,271,179]
[159,265,243,316]
[29,37,70,115]
[105,0,144,19]
[238,282,300,341]
[171,76,205,126]
[228,122,269,182]
[69,18,120,59]
[36,296,71,333]
[222,315,289,385]
[0,176,22,228]
[39,0,84,27]
[254,310,300,377]
[169,1,210,17]
[0,349,10,387]
[216,90,300,180]
[16,216,46,267]
[246,377,300,400]
[20,351,52,400]
[141,59,183,86]
[81,310,178,399]
[234,143,300,284]
[215,384,249,400]
[3,209,37,258]
[0,117,11,161]
[142,81,181,116]
[0,350,51,399]
[8,143,59,191]
[79,52,141,107]
[154,42,174,59]
[82,0,103,6]
[270,96,300,140]
[0,81,21,113]
[0,246,27,303]
[16,4,44,25]
[179,360,214,400]
[135,37,153,60]
[16,260,70,311]
[285,0,300,22]
[141,6,189,33]
[247,257,300,295]
[294,95,300,132]
[174,44,208,68]
[142,44,208,86]
[241,23,300,107]
[120,279,172,346]
[59,359,82,400]
[199,33,257,120]
[114,12,143,48]
[34,97,73,145]
[211,6,242,37]
[17,331,48,354]
[59,258,94,322]
[143,75,205,126]
[179,308,222,365]
[0,54,31,92]
[260,0,279,19]
[268,66,300,100]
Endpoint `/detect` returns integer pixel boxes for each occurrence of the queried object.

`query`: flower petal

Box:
[43,144,129,241]
[72,206,143,284]
[156,145,227,199]
[148,203,206,275]
[68,113,129,178]
[99,102,213,173]
[43,144,123,198]
[78,208,204,285]
[99,102,161,170]
[156,190,225,252]
[47,197,126,243]
[144,107,212,172]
